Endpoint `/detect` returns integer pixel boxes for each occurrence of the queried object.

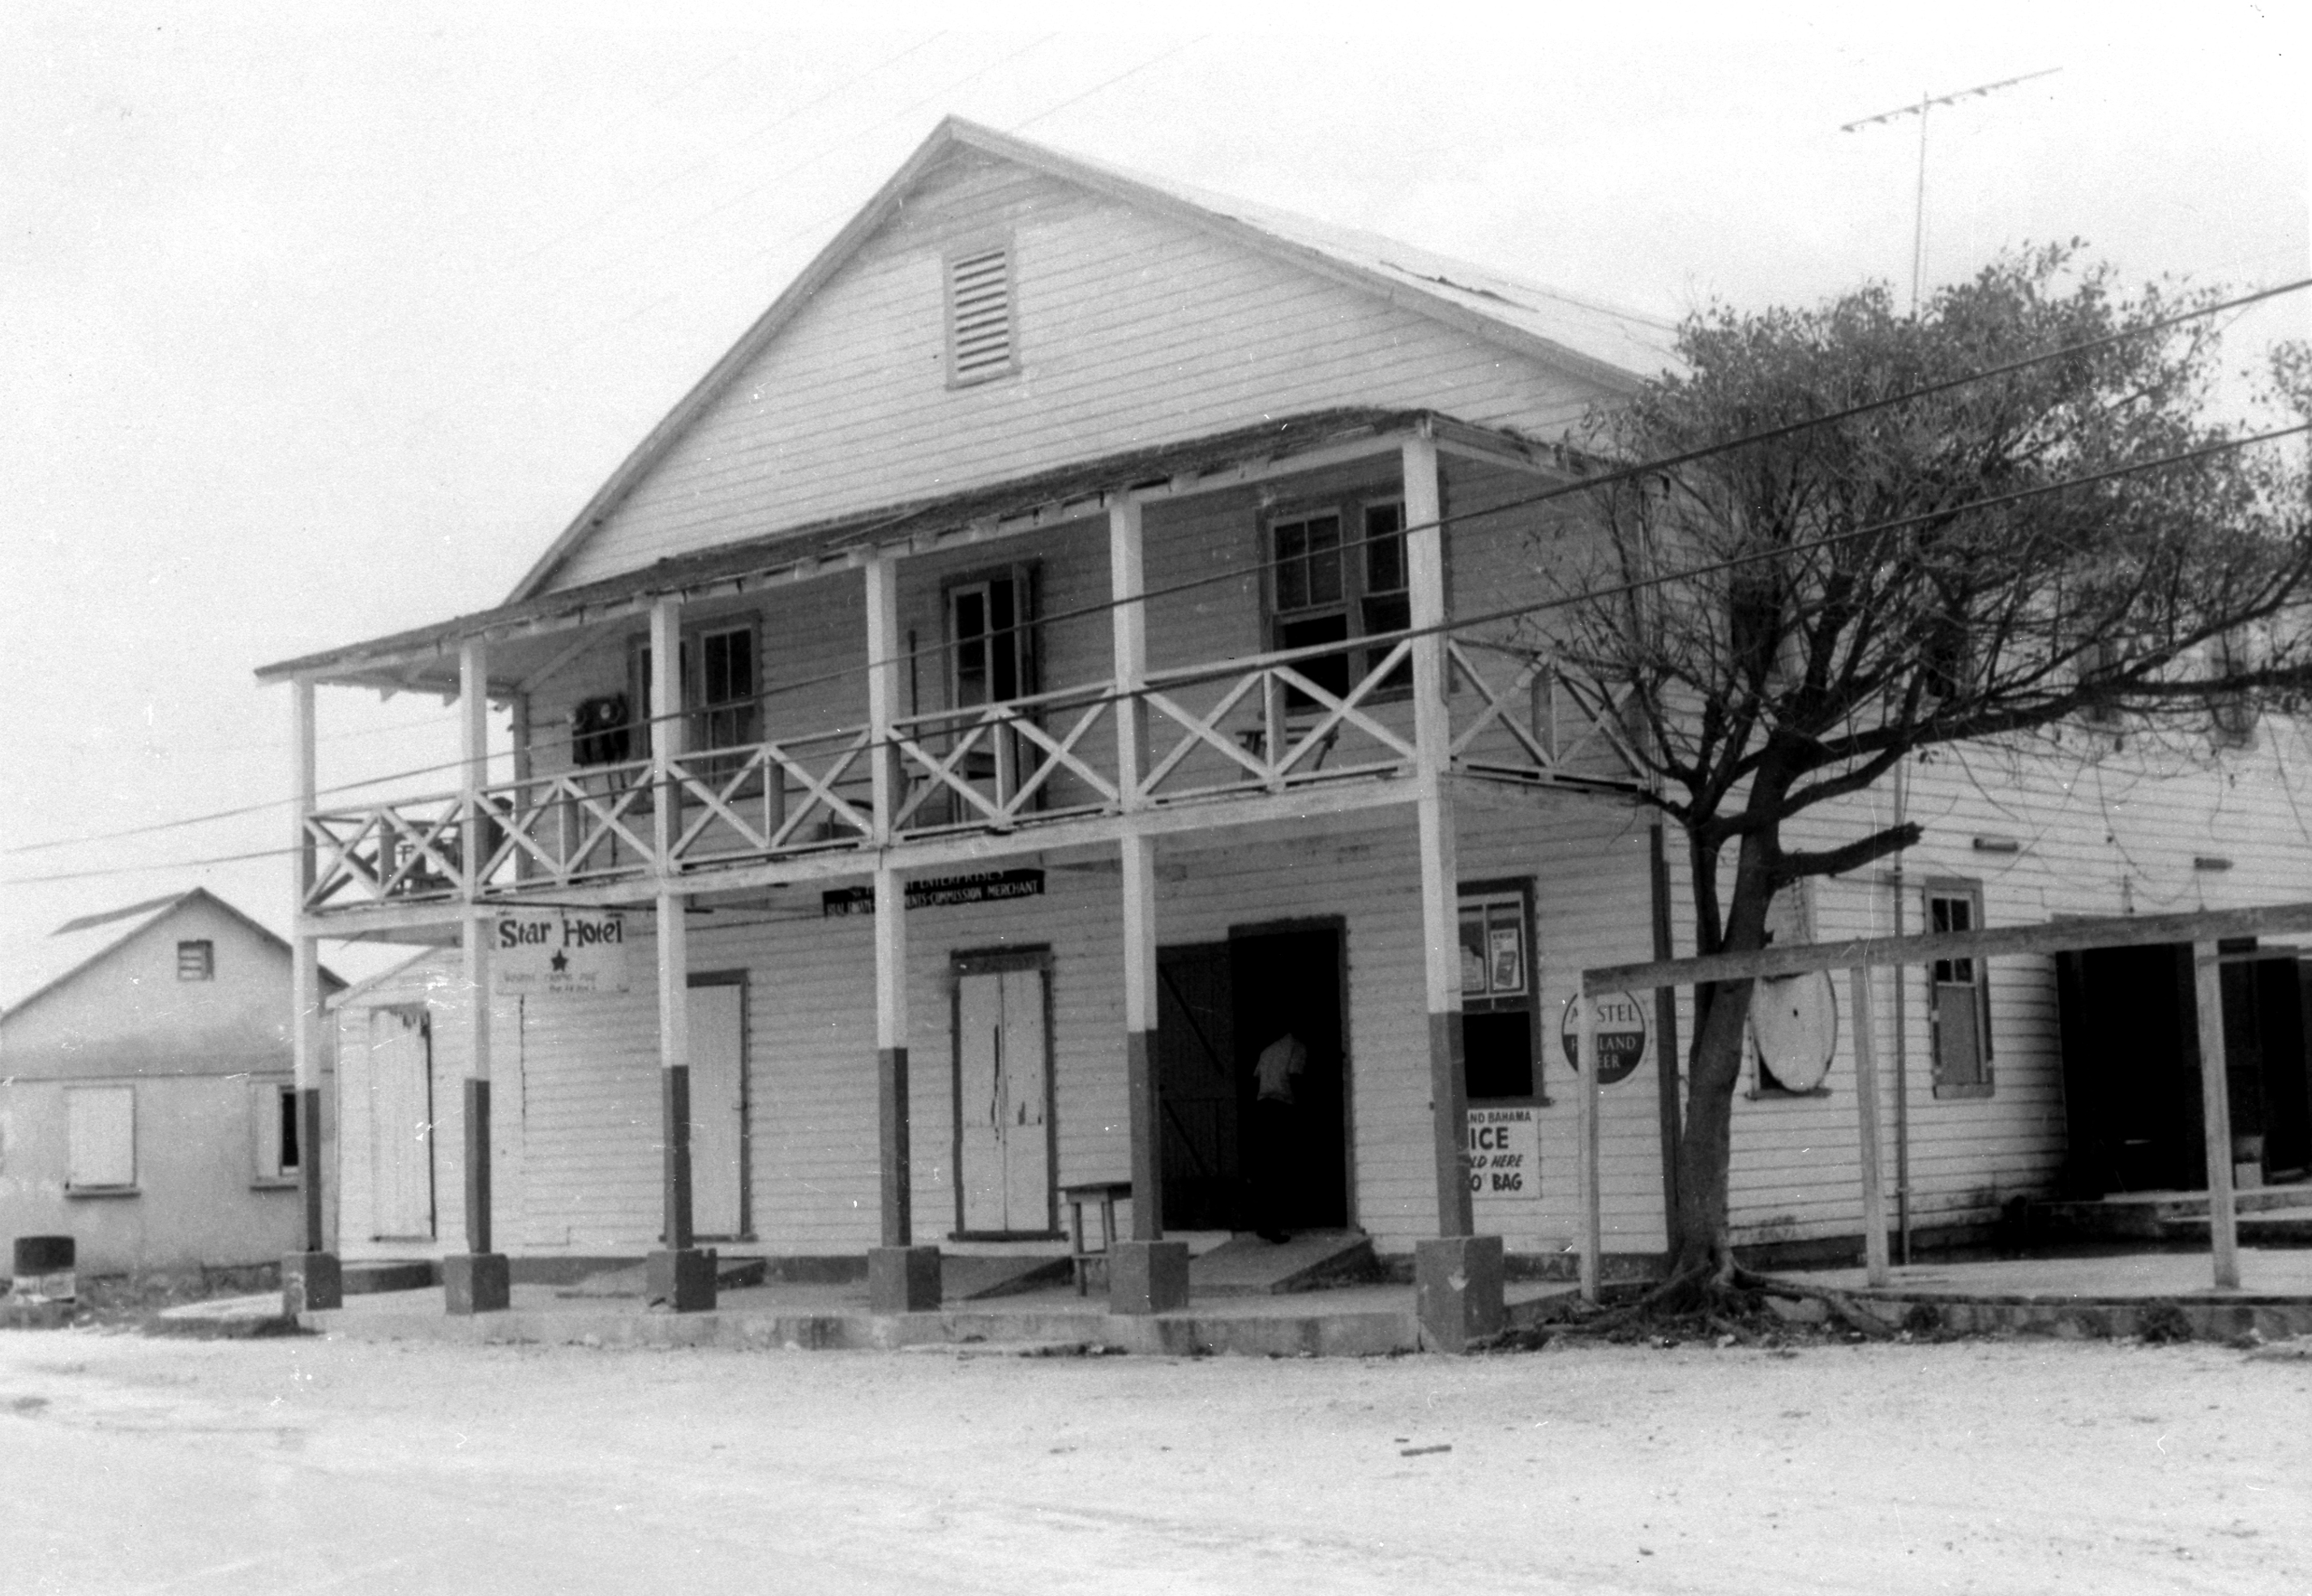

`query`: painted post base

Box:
[646,1247,717,1313]
[281,1251,343,1315]
[1415,1234,1505,1354]
[443,1252,512,1316]
[867,1245,943,1313]
[1107,1239,1190,1315]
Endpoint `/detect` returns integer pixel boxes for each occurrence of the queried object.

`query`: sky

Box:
[2,2,2305,992]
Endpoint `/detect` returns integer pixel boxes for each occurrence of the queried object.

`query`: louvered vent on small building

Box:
[945,245,1017,385]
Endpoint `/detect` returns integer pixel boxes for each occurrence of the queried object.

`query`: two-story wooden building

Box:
[258,118,2312,1333]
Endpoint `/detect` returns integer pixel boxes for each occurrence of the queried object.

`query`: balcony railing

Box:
[1137,634,1418,803]
[892,681,1120,837]
[298,633,1636,915]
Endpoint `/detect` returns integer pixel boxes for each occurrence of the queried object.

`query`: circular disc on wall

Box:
[1748,970,1838,1093]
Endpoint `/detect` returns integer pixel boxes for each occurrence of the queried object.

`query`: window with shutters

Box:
[944,242,1017,387]
[1926,882,1994,1098]
[66,1085,136,1192]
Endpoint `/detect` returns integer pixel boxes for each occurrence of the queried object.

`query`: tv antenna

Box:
[1843,67,2061,314]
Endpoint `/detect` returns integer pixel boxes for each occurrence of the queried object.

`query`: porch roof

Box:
[255,406,1572,694]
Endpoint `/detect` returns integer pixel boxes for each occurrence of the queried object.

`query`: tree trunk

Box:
[1660,819,1786,1305]
[1664,975,1755,1296]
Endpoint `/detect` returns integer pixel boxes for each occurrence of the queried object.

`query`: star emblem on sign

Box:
[550,950,569,973]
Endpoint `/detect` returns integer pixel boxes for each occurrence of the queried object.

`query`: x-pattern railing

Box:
[1447,638,1645,783]
[304,795,467,909]
[669,727,874,864]
[476,757,656,889]
[892,683,1117,835]
[1137,634,1418,804]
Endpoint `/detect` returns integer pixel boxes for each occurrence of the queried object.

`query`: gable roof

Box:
[507,115,1678,603]
[0,888,343,1022]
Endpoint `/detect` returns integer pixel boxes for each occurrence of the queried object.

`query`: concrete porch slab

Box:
[1188,1231,1376,1297]
[299,1277,1578,1358]
[1774,1247,2312,1340]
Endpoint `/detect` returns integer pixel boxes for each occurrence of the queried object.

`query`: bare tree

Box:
[1525,247,2312,1298]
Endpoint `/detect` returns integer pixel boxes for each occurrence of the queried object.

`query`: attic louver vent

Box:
[945,245,1016,385]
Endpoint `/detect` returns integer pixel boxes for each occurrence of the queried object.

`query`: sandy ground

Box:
[0,1329,2305,1594]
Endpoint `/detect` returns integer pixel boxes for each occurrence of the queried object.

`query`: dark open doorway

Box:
[1151,925,1350,1221]
[2056,940,2312,1192]
[1157,923,1352,1232]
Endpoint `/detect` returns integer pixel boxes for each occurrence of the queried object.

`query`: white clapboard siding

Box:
[331,957,527,1261]
[549,158,1612,592]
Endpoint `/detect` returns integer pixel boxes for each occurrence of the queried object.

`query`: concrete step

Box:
[2033,1184,2312,1240]
[1188,1231,1376,1297]
[345,1260,439,1295]
[555,1254,769,1299]
[939,1253,1071,1301]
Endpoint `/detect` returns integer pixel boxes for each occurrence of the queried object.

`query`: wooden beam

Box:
[874,866,911,1247]
[2193,944,2241,1290]
[1406,431,1472,1241]
[1586,898,2312,995]
[1577,995,1600,1303]
[1852,966,1890,1286]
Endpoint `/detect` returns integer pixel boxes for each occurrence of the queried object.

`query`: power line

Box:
[11,273,2304,863]
[9,415,2301,892]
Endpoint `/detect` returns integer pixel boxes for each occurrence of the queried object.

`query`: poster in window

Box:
[1458,914,1488,993]
[1488,923,1524,995]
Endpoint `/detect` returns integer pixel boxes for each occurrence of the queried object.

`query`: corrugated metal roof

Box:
[1038,143,1681,379]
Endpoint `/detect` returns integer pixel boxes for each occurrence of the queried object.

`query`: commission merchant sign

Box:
[492,910,630,996]
[822,869,1046,916]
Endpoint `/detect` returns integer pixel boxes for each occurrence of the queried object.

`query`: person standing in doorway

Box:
[1251,1029,1306,1243]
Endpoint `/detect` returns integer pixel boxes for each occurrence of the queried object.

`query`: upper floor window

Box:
[631,621,762,757]
[948,567,1037,709]
[177,940,214,981]
[1265,497,1410,706]
[944,243,1017,387]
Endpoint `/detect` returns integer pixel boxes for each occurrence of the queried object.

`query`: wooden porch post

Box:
[1107,493,1186,1311]
[1404,430,1502,1350]
[281,674,342,1316]
[1851,965,1890,1287]
[864,554,939,1311]
[1578,991,1600,1302]
[647,595,713,1311]
[1406,433,1471,1239]
[2193,943,2242,1290]
[446,639,509,1312]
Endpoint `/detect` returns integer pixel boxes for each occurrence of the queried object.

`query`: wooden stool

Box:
[1059,1180,1132,1295]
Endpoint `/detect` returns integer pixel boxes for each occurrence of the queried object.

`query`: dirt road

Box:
[0,1329,2303,1593]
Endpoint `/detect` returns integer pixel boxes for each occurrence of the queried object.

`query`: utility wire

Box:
[8,416,2301,891]
[12,273,2305,862]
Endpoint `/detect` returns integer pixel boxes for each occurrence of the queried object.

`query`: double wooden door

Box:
[953,957,1053,1235]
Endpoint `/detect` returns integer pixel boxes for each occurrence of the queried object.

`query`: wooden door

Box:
[953,961,1053,1234]
[687,978,747,1238]
[367,1008,435,1240]
[1158,943,1239,1230]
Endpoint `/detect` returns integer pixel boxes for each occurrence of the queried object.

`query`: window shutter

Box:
[946,246,1016,385]
[67,1086,135,1188]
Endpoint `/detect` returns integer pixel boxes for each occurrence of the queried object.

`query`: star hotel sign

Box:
[493,910,630,996]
